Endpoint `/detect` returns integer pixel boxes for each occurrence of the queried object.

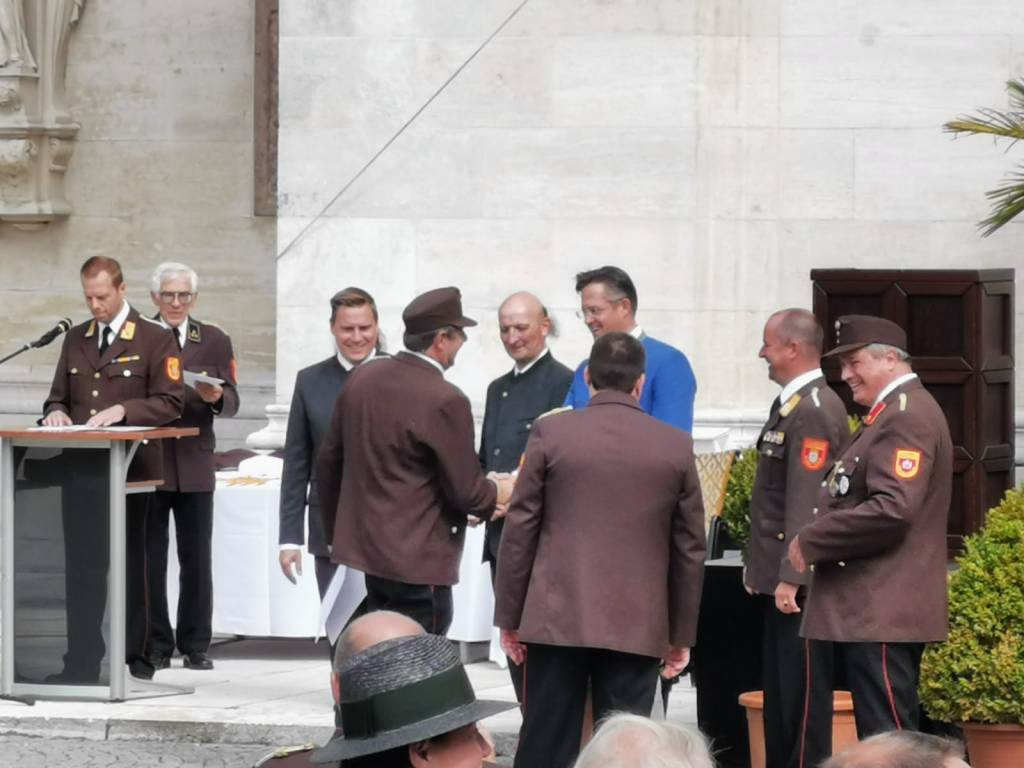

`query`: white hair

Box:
[573,714,714,768]
[150,261,198,294]
[864,342,909,362]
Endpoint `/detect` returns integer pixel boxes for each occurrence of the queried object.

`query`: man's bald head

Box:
[498,291,553,366]
[333,611,424,674]
[759,308,824,386]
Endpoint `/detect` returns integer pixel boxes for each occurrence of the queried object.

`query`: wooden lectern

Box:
[0,426,196,701]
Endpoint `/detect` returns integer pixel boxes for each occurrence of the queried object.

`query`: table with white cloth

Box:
[165,473,495,643]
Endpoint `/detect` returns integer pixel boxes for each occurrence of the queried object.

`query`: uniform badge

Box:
[894,449,921,479]
[864,401,886,425]
[801,438,829,471]
[120,321,136,341]
[166,356,182,382]
[230,357,238,384]
[779,393,802,418]
[838,475,850,495]
[84,321,96,338]
[762,430,785,446]
[188,324,202,343]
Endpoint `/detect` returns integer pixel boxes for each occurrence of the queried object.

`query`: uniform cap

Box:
[825,314,908,357]
[402,287,477,334]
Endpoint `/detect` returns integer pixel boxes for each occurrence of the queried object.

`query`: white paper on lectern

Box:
[321,566,367,645]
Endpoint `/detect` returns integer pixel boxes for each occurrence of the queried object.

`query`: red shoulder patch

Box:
[801,438,829,471]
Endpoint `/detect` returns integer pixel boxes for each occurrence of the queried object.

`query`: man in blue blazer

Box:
[564,266,697,432]
[279,288,384,601]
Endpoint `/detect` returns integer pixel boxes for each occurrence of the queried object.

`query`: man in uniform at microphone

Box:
[145,262,239,672]
[42,255,184,682]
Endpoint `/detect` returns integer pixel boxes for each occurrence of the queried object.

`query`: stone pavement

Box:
[0,637,698,761]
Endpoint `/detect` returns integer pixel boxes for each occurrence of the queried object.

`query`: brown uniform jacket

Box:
[157,317,239,493]
[745,375,848,595]
[798,377,953,643]
[316,352,498,586]
[43,305,185,482]
[494,390,707,659]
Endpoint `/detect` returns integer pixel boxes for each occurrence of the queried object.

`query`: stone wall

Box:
[277,0,1023,466]
[0,1,276,446]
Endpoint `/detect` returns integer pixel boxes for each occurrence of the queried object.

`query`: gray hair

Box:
[864,342,909,362]
[150,261,199,294]
[574,714,714,768]
[822,730,965,768]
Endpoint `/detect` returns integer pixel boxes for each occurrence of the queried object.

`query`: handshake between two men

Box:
[468,471,517,527]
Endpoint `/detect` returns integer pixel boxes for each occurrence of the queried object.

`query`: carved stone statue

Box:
[0,0,36,70]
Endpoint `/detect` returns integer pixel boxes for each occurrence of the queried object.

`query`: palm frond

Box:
[978,164,1024,237]
[946,79,1024,235]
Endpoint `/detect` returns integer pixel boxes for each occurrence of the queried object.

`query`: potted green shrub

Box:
[919,486,1024,767]
[720,447,757,560]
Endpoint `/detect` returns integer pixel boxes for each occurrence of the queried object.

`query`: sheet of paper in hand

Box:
[183,370,225,388]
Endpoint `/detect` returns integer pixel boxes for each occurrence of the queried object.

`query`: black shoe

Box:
[183,651,214,670]
[44,668,99,684]
[129,658,155,680]
[148,653,171,671]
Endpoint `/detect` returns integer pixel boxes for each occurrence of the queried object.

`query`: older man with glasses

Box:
[145,261,239,671]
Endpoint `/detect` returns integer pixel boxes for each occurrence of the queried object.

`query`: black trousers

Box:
[515,643,659,768]
[363,574,453,635]
[760,594,833,768]
[809,640,925,744]
[146,490,214,656]
[489,560,524,702]
[61,484,151,679]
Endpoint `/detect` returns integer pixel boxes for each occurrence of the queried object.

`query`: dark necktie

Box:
[175,329,183,351]
[99,326,112,355]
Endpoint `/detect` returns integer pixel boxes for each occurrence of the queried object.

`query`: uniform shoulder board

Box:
[139,315,165,327]
[363,353,388,363]
[536,406,572,422]
[811,387,821,407]
[898,392,908,412]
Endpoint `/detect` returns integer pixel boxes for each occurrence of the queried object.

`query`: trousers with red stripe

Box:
[807,641,925,744]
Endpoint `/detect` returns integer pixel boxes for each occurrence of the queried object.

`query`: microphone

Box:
[30,318,72,349]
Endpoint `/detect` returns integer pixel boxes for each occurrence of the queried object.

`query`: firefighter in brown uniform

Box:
[42,256,184,682]
[145,262,240,672]
[789,315,953,740]
[745,309,848,768]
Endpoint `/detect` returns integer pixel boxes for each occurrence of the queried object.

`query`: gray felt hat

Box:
[310,634,516,763]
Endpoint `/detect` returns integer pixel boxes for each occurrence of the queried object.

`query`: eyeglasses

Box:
[575,297,624,320]
[158,291,194,305]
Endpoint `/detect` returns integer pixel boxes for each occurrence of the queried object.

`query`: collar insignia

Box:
[120,320,136,341]
[188,323,201,343]
[85,320,95,338]
[864,401,886,425]
[779,393,802,418]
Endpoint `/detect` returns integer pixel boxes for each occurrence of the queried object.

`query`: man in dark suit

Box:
[145,262,240,671]
[479,291,573,700]
[279,287,383,602]
[789,315,953,739]
[317,287,514,635]
[42,256,184,682]
[745,308,848,768]
[495,332,707,768]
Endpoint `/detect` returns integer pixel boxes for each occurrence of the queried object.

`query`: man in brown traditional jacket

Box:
[42,255,184,682]
[145,261,239,672]
[746,308,848,768]
[495,332,707,768]
[317,287,513,635]
[789,315,953,739]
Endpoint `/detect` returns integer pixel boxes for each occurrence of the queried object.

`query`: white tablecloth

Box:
[165,476,497,642]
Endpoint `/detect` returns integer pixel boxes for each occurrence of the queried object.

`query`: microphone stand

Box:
[0,327,68,366]
[0,342,37,367]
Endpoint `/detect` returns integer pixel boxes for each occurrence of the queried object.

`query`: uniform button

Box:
[854,457,859,463]
[91,390,99,397]
[450,526,458,534]
[89,409,97,416]
[820,481,827,487]
[493,448,501,456]
[812,507,818,515]
[70,368,78,374]
[501,391,508,398]
[201,371,208,376]
[766,449,773,456]
[93,372,101,379]
[776,533,785,541]
[838,561,846,567]
[809,564,815,573]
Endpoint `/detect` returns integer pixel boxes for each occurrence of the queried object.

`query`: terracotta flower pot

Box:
[738,690,858,768]
[961,722,1024,768]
